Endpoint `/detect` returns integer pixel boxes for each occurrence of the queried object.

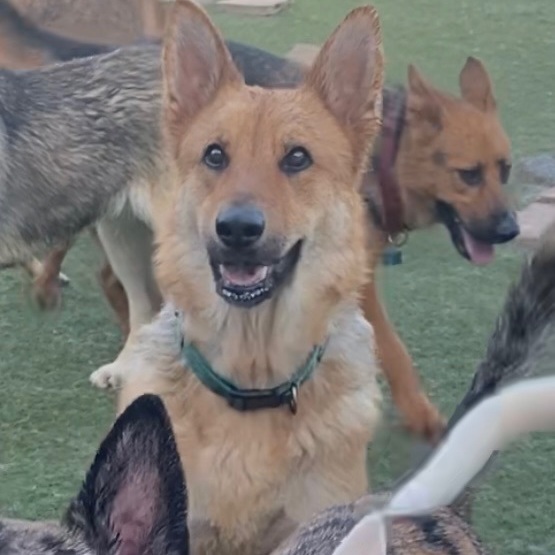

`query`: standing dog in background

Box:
[0,0,165,327]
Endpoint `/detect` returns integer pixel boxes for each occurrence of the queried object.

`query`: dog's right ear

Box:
[459,56,497,113]
[305,5,384,168]
[64,394,188,555]
[162,0,243,149]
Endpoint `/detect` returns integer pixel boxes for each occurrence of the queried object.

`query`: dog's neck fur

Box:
[174,268,367,388]
[156,191,370,389]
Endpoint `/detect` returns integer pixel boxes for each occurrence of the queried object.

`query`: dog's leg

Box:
[88,227,131,340]
[99,259,131,340]
[89,215,162,389]
[24,244,72,311]
[361,278,445,443]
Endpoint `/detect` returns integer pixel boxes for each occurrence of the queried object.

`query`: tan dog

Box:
[116,1,385,554]
[286,47,517,443]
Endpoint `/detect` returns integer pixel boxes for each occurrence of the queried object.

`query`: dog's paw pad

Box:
[89,364,124,390]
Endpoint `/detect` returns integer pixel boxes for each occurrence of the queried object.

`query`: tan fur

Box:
[11,0,168,43]
[395,62,511,230]
[116,2,385,554]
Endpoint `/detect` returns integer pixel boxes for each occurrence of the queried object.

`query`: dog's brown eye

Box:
[457,166,483,187]
[280,147,313,174]
[203,144,228,170]
[499,160,512,184]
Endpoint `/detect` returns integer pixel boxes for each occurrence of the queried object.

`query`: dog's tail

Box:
[397,222,555,519]
[325,227,555,555]
[448,222,555,429]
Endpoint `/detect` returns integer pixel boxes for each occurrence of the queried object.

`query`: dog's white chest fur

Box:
[120,303,382,553]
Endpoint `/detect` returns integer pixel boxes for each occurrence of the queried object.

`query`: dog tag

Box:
[382,245,403,266]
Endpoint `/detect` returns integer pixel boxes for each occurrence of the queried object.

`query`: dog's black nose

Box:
[216,204,265,248]
[493,211,520,243]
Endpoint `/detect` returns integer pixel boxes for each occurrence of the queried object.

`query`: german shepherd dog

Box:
[0,0,164,318]
[3,223,555,555]
[0,0,516,443]
[115,2,385,553]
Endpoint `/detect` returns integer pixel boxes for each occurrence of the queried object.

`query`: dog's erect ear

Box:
[64,394,188,555]
[305,6,384,163]
[162,0,243,145]
[459,56,497,112]
[406,64,442,128]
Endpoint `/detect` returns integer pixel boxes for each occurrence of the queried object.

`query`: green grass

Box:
[0,1,554,553]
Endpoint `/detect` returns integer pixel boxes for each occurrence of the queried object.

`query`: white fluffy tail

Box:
[332,375,555,555]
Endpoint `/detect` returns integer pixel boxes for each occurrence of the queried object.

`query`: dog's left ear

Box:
[459,57,497,112]
[305,5,384,166]
[162,0,243,150]
[64,394,188,555]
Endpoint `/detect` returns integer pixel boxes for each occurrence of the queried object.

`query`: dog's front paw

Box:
[90,362,125,390]
[399,393,446,445]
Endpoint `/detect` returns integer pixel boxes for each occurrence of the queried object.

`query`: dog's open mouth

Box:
[211,241,302,308]
[436,201,494,266]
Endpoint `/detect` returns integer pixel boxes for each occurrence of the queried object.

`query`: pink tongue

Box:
[221,265,268,287]
[461,228,495,266]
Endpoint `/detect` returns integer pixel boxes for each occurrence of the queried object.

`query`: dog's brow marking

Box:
[432,150,446,166]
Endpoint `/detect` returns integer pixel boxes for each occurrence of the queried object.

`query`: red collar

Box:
[366,87,407,237]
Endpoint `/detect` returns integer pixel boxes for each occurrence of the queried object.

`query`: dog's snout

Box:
[216,203,265,249]
[493,211,520,244]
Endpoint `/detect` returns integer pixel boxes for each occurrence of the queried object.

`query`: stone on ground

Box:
[535,187,555,204]
[515,202,555,249]
[515,153,555,186]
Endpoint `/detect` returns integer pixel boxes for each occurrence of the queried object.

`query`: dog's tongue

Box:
[220,264,268,287]
[461,228,494,266]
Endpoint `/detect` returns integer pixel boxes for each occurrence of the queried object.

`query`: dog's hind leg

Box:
[361,279,445,443]
[88,227,131,340]
[98,259,131,341]
[23,243,72,310]
[90,214,162,389]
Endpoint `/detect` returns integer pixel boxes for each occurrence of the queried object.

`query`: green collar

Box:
[176,313,327,414]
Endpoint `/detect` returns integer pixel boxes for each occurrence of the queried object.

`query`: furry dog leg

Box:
[362,278,445,442]
[90,214,162,389]
[23,243,72,310]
